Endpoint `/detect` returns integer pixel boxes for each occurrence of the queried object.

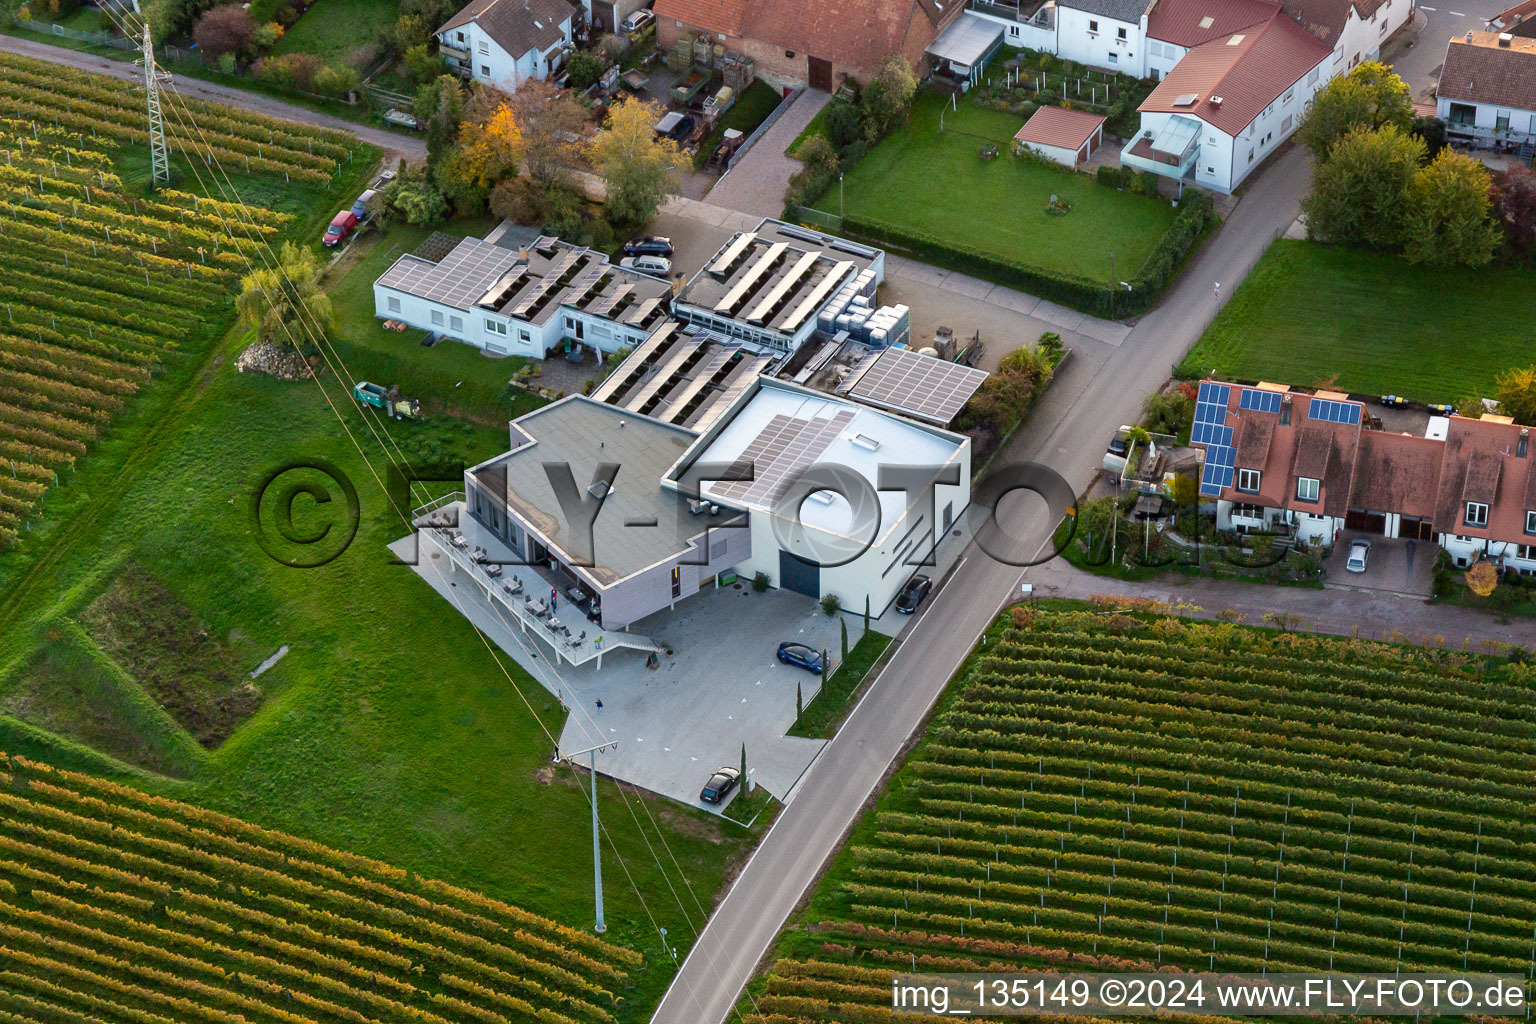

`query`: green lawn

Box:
[1178,239,1536,402]
[0,156,755,1021]
[270,0,400,64]
[695,78,783,170]
[813,92,1176,282]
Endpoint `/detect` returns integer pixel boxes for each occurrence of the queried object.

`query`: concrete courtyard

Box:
[1323,530,1436,598]
[393,532,847,810]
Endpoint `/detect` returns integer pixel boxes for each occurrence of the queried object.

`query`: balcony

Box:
[1121,117,1200,179]
[968,0,1054,28]
[438,40,470,60]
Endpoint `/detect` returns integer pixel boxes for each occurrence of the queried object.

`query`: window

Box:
[1010,24,1019,35]
[1307,67,1319,85]
[450,315,463,331]
[1248,148,1254,162]
[1379,18,1387,33]
[1496,112,1511,133]
[1526,510,1536,535]
[485,319,507,335]
[1237,469,1261,493]
[1117,26,1127,38]
[1282,114,1293,132]
[1466,501,1489,527]
[478,40,489,53]
[1088,19,1099,32]
[430,310,444,326]
[519,329,531,343]
[1108,51,1118,63]
[1296,477,1320,502]
[480,64,490,76]
[455,30,464,41]
[1283,88,1294,104]
[387,296,401,313]
[1518,544,1535,560]
[1448,102,1476,126]
[1280,403,1291,426]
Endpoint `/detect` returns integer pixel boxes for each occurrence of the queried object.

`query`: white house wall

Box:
[1055,7,1145,74]
[440,17,572,94]
[373,282,654,359]
[1437,96,1536,138]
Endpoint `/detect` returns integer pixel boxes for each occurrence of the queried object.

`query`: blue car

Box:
[776,642,823,673]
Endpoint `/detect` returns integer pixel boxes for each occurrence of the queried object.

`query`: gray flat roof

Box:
[841,346,989,425]
[675,219,881,337]
[376,235,671,328]
[926,12,1004,68]
[470,397,709,586]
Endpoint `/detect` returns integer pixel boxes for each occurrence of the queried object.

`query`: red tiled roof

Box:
[656,0,952,74]
[1139,11,1329,135]
[1439,31,1536,112]
[1277,0,1356,44]
[1147,0,1282,48]
[1492,0,1536,35]
[1434,417,1536,544]
[1013,106,1106,150]
[1349,431,1442,520]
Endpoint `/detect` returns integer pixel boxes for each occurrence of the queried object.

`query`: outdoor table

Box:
[528,598,547,616]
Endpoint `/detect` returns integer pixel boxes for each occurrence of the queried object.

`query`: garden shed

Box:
[1012,105,1106,166]
[924,12,1005,86]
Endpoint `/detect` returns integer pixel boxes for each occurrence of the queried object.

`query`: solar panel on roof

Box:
[845,347,989,425]
[1239,388,1282,414]
[1308,398,1361,425]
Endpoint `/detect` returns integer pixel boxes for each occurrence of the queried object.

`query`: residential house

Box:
[1436,30,1536,150]
[437,0,578,94]
[1056,0,1156,73]
[652,0,965,89]
[1489,0,1536,38]
[1190,380,1536,575]
[373,232,672,360]
[1123,11,1331,192]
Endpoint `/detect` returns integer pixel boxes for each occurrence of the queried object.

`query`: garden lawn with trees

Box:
[1177,239,1536,401]
[813,93,1175,286]
[739,602,1536,1023]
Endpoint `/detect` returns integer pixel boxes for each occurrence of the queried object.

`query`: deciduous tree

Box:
[1465,560,1498,598]
[1491,165,1536,262]
[415,75,464,161]
[236,242,332,345]
[509,78,587,186]
[1296,61,1414,162]
[453,93,524,187]
[1402,148,1501,267]
[1494,367,1536,426]
[1303,124,1423,250]
[859,55,917,144]
[590,97,684,230]
[193,4,254,58]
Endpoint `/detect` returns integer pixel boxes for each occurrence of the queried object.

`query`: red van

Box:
[322,209,357,247]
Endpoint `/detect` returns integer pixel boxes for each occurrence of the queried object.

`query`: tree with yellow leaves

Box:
[591,96,685,230]
[1465,560,1499,599]
[454,95,525,188]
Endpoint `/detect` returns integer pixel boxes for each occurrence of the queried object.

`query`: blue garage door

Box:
[778,550,820,599]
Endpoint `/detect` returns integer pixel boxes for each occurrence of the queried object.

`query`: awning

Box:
[925,12,1004,69]
[1152,115,1202,157]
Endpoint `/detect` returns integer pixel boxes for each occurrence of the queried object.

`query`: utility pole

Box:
[137,23,170,188]
[566,741,618,933]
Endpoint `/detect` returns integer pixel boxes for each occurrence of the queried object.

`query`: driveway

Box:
[704,88,829,218]
[1323,530,1436,597]
[0,33,426,165]
[391,533,845,809]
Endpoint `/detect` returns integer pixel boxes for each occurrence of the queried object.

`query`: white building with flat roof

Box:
[668,378,971,616]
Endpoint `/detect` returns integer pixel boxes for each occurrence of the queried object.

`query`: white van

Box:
[622,8,655,32]
[619,254,671,276]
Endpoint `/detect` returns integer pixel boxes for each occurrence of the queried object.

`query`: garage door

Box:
[779,550,820,598]
[1345,510,1386,534]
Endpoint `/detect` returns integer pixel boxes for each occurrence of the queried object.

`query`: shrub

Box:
[216,51,237,74]
[566,52,606,91]
[251,20,281,48]
[193,4,255,59]
[825,99,863,149]
[314,63,360,98]
[1137,170,1160,196]
[1118,165,1137,190]
[347,42,383,71]
[752,571,770,593]
[821,593,841,616]
[1096,165,1117,187]
[837,139,867,173]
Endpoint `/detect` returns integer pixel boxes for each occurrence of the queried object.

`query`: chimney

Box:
[1498,31,1514,44]
[1210,95,1224,106]
[1465,30,1474,41]
[517,246,529,262]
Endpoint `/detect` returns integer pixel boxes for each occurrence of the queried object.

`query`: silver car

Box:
[1345,539,1371,573]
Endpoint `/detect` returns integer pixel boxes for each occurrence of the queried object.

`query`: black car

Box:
[895,575,932,614]
[623,235,673,257]
[776,642,823,673]
[700,766,740,804]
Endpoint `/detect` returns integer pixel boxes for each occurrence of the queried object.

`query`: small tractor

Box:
[352,381,422,420]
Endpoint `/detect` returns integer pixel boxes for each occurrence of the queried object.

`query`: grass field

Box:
[0,55,755,1024]
[812,93,1176,283]
[743,603,1536,1021]
[271,0,401,64]
[696,79,783,170]
[0,752,641,1024]
[1178,239,1536,402]
[789,629,892,739]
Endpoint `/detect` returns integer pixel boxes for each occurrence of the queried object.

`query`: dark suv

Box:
[776,642,823,673]
[623,236,673,257]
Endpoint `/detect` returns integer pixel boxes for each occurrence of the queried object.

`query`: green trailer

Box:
[352,380,422,420]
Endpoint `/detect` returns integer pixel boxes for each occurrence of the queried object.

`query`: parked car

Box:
[699,766,740,804]
[1345,539,1372,573]
[776,642,823,673]
[619,254,672,276]
[895,575,932,614]
[349,189,380,223]
[653,111,695,142]
[322,209,357,247]
[623,235,673,257]
[622,8,655,32]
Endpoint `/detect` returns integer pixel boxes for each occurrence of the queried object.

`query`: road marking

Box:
[1420,5,1435,9]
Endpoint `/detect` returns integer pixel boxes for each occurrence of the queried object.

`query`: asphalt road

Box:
[0,33,426,165]
[649,144,1312,1024]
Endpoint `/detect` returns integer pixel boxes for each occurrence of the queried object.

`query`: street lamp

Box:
[839,172,845,222]
[565,740,619,933]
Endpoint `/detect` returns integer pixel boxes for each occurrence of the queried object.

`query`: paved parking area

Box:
[393,532,846,810]
[705,89,828,218]
[1323,530,1436,598]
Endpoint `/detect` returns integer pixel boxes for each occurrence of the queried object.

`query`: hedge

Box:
[825,189,1217,319]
